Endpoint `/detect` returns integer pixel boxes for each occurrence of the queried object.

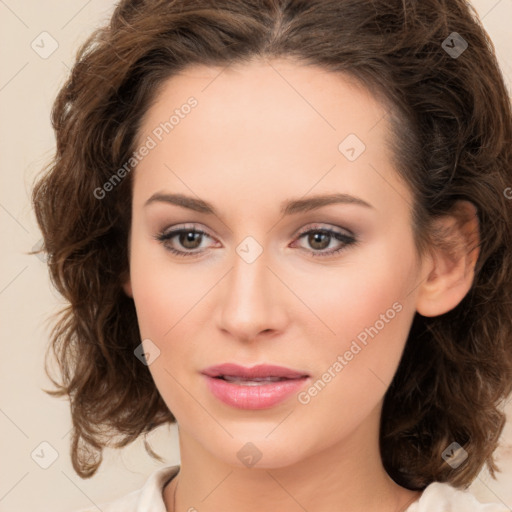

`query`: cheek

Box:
[128,242,221,399]
[289,263,416,442]
[128,247,203,409]
[129,239,208,339]
[297,235,418,380]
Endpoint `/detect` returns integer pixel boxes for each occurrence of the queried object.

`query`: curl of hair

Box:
[31,0,512,487]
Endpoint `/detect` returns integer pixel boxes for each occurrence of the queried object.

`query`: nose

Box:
[216,246,289,342]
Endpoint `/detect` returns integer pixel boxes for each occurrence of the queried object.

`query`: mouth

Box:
[213,375,294,385]
[201,363,310,409]
[201,362,309,381]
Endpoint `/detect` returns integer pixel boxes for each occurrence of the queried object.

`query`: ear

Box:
[416,200,480,317]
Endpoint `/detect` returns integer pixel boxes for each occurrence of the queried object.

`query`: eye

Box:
[154,225,216,258]
[291,224,357,258]
[154,223,358,258]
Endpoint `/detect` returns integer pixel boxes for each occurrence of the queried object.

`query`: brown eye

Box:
[178,231,203,250]
[307,231,331,250]
[294,226,357,258]
[154,224,357,259]
[155,226,214,257]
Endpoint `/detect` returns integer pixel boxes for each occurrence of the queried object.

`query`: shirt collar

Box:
[136,464,180,512]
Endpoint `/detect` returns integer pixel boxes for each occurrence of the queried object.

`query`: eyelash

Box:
[153,224,358,259]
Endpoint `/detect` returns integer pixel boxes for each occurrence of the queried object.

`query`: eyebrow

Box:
[144,192,374,215]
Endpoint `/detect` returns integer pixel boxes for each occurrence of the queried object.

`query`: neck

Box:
[163,405,421,512]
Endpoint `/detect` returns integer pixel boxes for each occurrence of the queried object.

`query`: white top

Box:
[73,465,509,512]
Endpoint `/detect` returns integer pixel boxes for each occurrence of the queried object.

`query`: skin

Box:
[122,58,479,512]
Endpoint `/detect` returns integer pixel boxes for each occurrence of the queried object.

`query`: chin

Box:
[210,435,310,470]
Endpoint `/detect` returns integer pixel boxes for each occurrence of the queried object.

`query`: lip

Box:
[201,363,310,410]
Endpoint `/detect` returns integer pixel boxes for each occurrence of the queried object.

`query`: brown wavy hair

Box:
[31,0,512,489]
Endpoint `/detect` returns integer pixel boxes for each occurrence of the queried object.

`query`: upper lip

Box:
[201,363,309,379]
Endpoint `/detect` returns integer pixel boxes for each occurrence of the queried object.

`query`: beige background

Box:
[0,1,511,510]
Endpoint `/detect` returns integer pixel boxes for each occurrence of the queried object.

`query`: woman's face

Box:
[124,58,428,468]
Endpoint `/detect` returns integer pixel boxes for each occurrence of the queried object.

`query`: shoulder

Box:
[406,481,509,512]
[70,465,180,512]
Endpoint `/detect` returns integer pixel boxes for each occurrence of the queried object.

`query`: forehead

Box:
[132,58,411,217]
[138,57,389,146]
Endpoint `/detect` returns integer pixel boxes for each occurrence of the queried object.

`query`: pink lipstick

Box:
[201,363,310,410]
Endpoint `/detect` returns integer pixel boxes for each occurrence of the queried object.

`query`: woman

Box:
[31,0,512,510]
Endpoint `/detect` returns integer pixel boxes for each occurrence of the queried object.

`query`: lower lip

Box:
[203,375,309,410]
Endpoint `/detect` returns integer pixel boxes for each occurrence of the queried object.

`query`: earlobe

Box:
[415,201,480,318]
[122,280,133,297]
[121,273,133,298]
